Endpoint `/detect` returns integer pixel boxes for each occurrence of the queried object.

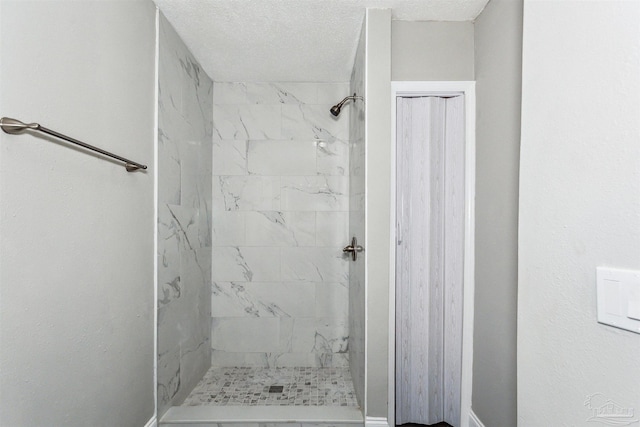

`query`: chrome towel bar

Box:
[0,117,147,172]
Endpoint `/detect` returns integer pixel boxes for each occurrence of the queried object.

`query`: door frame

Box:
[389,81,476,427]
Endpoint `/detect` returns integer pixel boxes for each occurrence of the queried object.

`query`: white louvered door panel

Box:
[395,95,464,427]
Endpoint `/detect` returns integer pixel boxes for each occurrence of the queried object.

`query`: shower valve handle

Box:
[343,237,363,261]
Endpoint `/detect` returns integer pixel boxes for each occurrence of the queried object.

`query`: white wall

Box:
[473,1,522,426]
[519,1,640,425]
[0,2,156,426]
[391,21,474,81]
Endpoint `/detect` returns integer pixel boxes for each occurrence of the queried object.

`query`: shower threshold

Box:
[160,405,363,426]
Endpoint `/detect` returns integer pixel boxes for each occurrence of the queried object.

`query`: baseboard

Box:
[365,416,389,427]
[469,410,485,427]
[144,415,157,427]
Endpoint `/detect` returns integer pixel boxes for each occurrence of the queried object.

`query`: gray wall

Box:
[157,13,213,416]
[391,21,474,81]
[390,9,523,426]
[364,8,392,419]
[472,2,522,426]
[0,1,156,426]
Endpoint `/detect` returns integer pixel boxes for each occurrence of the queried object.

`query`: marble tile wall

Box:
[348,23,366,409]
[157,13,213,416]
[211,82,351,368]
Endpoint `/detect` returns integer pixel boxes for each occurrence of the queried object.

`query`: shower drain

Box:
[268,385,284,393]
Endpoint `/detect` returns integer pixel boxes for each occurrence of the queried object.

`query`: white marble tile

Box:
[245,211,315,247]
[211,350,271,368]
[348,31,366,408]
[280,176,348,211]
[158,129,181,205]
[316,83,351,104]
[214,350,311,368]
[213,176,281,211]
[178,139,202,175]
[282,104,349,141]
[271,353,318,367]
[281,247,349,283]
[179,337,211,403]
[316,352,350,368]
[316,139,349,176]
[278,317,295,353]
[315,212,348,247]
[213,105,282,140]
[349,193,365,217]
[180,66,212,140]
[211,282,254,317]
[158,304,181,355]
[249,282,315,317]
[180,169,204,210]
[159,204,200,252]
[180,248,212,300]
[212,212,246,246]
[246,83,318,105]
[197,179,212,248]
[157,345,181,407]
[158,13,213,415]
[211,247,281,282]
[291,318,316,353]
[206,78,354,371]
[315,317,349,354]
[211,318,280,352]
[158,249,181,308]
[199,81,214,137]
[211,282,314,318]
[199,138,213,177]
[247,140,317,176]
[315,282,348,319]
[214,82,248,104]
[213,140,248,175]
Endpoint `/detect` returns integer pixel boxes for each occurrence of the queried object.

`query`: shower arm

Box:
[330,93,363,117]
[336,94,363,109]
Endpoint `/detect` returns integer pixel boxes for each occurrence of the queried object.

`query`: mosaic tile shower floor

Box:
[182,367,359,407]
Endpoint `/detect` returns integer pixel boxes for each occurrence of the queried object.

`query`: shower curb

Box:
[160,405,363,426]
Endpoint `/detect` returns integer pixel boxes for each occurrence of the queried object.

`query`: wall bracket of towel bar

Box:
[0,117,147,172]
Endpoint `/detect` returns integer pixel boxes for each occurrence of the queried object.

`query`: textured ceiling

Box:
[154,0,490,82]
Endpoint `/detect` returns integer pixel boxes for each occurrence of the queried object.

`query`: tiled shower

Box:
[209,81,350,368]
[157,13,213,414]
[157,12,366,422]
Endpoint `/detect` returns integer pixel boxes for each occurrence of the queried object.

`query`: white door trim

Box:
[389,81,476,427]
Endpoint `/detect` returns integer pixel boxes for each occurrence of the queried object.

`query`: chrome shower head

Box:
[329,93,361,117]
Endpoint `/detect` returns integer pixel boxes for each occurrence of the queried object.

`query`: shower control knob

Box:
[343,237,364,261]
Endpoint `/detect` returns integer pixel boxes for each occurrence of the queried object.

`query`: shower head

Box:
[330,104,343,117]
[330,93,362,117]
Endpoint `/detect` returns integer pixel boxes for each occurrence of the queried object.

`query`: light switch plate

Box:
[597,267,640,334]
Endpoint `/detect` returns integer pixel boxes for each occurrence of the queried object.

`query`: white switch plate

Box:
[597,267,640,334]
